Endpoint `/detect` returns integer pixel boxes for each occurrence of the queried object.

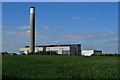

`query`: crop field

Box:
[2,55,119,79]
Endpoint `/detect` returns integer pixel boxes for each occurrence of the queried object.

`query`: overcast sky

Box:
[2,2,118,53]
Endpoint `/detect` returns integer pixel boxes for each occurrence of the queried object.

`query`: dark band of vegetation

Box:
[2,51,120,56]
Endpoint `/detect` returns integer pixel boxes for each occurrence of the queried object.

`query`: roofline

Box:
[25,44,81,48]
[82,50,102,51]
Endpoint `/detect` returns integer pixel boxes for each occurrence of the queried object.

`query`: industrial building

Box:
[19,7,102,56]
[20,44,81,55]
[81,50,102,56]
[20,7,82,55]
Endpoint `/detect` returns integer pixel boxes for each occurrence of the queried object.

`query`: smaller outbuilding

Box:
[81,50,102,56]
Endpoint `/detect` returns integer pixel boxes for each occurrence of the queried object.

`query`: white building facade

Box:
[20,44,81,55]
[82,50,102,56]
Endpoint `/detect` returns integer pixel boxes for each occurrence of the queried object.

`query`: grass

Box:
[0,54,2,79]
[2,55,119,79]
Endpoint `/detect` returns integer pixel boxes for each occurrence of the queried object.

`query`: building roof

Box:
[25,44,81,48]
[82,50,102,52]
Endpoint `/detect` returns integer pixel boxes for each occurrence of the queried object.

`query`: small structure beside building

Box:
[0,52,8,55]
[16,53,21,55]
[20,44,81,55]
[81,50,102,56]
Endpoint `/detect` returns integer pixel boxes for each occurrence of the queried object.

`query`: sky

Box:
[2,0,120,2]
[2,2,118,53]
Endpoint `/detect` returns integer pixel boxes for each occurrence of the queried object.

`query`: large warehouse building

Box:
[20,44,81,55]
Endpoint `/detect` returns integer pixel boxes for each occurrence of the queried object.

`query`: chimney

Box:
[30,7,35,53]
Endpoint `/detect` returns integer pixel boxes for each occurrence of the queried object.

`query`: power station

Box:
[20,7,102,56]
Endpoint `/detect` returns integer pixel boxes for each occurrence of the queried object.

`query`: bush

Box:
[29,52,36,55]
[28,51,57,55]
[21,53,26,55]
[92,54,120,56]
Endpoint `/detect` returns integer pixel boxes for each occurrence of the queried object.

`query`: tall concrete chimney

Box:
[30,7,35,53]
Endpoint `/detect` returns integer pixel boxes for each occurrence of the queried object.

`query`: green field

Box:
[2,55,119,79]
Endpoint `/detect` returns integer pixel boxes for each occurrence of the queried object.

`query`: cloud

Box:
[26,30,37,34]
[60,33,96,40]
[100,31,115,37]
[15,26,30,30]
[3,30,116,40]
[60,31,116,40]
[2,30,117,53]
[43,26,49,30]
[3,30,52,40]
[41,26,60,31]
[82,42,118,53]
[106,40,118,44]
[36,34,52,39]
[0,26,3,29]
[3,31,30,39]
[14,25,60,31]
[73,17,80,20]
[3,31,18,35]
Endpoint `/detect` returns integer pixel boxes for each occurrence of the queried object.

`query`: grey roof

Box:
[25,44,81,48]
